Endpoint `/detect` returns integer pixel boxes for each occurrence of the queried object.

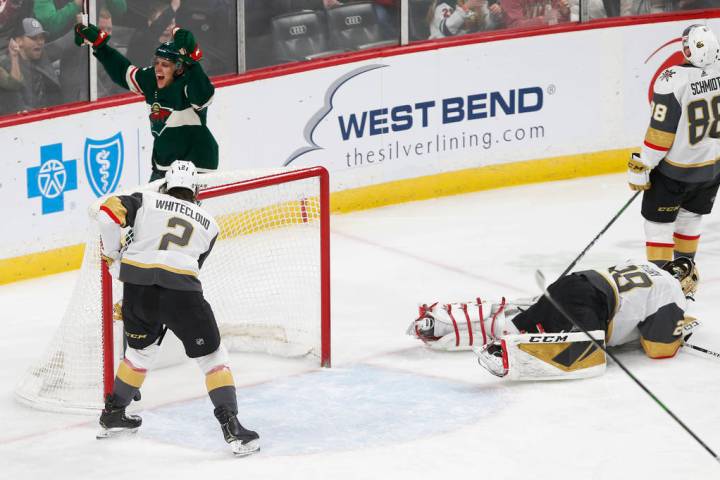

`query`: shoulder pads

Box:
[653,67,685,95]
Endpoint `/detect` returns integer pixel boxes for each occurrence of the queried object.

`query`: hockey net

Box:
[15,167,331,413]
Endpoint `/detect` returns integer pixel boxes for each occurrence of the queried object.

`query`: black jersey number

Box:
[687,96,720,145]
[159,217,194,250]
[608,265,653,293]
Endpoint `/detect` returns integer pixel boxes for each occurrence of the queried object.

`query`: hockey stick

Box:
[683,342,720,361]
[535,269,719,462]
[559,191,641,278]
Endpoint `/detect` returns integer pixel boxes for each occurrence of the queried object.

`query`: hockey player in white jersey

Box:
[428,0,486,39]
[95,160,260,456]
[629,24,720,266]
[407,258,699,380]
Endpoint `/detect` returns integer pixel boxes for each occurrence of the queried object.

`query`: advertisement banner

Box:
[2,17,718,261]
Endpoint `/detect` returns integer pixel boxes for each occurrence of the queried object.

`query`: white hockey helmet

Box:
[164,160,198,194]
[681,24,720,68]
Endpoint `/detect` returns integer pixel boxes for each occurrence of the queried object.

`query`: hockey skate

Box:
[474,341,508,378]
[97,395,142,439]
[214,406,260,457]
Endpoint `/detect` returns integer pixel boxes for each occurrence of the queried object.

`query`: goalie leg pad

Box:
[475,331,607,381]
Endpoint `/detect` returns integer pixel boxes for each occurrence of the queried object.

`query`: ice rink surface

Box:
[2,172,720,479]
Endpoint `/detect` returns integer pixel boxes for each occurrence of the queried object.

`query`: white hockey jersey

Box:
[429,2,480,39]
[99,191,219,291]
[642,62,720,182]
[580,260,687,358]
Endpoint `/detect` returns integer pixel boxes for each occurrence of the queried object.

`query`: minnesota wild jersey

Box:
[581,261,688,358]
[93,44,218,174]
[100,191,220,292]
[643,63,720,182]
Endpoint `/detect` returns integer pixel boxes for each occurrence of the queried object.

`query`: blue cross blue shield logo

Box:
[84,132,124,197]
[27,143,78,214]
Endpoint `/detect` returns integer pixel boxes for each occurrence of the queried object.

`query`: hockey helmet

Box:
[661,257,699,298]
[681,24,720,68]
[164,160,198,196]
[154,41,183,70]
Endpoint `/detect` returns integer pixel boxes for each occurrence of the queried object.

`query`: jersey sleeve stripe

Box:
[100,197,126,226]
[643,140,670,152]
[644,127,675,149]
[126,66,142,95]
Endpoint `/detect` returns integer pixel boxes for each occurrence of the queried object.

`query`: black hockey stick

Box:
[559,191,641,278]
[683,342,720,361]
[535,270,719,462]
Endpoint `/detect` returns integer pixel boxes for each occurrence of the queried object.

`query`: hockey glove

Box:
[628,153,651,191]
[172,27,203,64]
[74,23,110,48]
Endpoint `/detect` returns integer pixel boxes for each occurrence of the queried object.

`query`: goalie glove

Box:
[172,27,203,65]
[628,153,651,191]
[74,22,110,48]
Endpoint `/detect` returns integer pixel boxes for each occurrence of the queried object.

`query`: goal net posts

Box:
[16,167,331,414]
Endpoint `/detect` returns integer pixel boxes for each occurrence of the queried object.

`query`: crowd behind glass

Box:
[0,0,716,117]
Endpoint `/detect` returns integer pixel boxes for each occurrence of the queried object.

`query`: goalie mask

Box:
[662,257,699,298]
[164,160,199,198]
[681,24,720,68]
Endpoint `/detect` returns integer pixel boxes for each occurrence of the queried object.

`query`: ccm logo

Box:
[529,335,568,343]
[289,25,307,35]
[345,15,363,26]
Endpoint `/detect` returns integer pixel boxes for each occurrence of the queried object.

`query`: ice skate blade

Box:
[230,439,260,457]
[96,427,139,439]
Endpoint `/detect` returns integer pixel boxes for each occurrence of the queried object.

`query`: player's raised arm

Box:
[74,22,147,95]
[172,27,215,111]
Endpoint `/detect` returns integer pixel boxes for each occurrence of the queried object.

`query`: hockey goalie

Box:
[406,258,699,381]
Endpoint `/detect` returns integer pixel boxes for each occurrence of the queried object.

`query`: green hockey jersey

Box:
[93,44,219,175]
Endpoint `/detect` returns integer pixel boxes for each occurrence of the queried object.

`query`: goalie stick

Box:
[535,269,719,462]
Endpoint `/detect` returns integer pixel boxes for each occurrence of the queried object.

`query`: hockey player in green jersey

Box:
[74,22,218,181]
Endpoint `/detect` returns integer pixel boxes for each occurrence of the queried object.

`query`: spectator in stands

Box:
[125,0,177,67]
[174,0,236,76]
[0,37,24,115]
[45,7,124,102]
[620,0,668,15]
[568,0,610,19]
[674,0,718,9]
[427,0,487,39]
[488,0,570,29]
[372,0,399,37]
[0,0,33,52]
[1,18,62,112]
[34,0,127,40]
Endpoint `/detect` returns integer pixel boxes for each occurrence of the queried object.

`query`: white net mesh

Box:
[15,168,327,413]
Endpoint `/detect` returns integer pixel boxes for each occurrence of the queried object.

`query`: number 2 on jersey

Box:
[159,217,194,250]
